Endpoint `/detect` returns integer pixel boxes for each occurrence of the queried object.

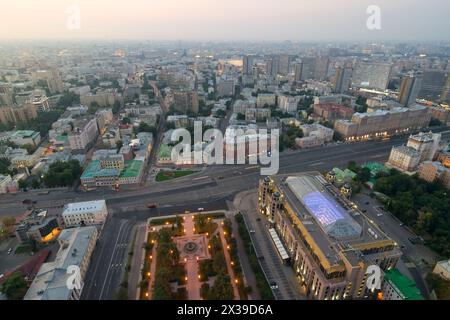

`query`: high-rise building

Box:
[293,63,303,82]
[172,90,199,114]
[279,55,293,76]
[314,56,330,81]
[31,69,64,94]
[419,70,450,103]
[217,79,235,98]
[0,84,14,106]
[398,72,422,106]
[258,173,401,300]
[352,62,392,91]
[300,57,316,81]
[243,55,255,75]
[333,65,353,93]
[266,55,280,77]
[0,103,38,126]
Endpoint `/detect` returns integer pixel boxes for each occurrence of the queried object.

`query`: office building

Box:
[258,173,401,300]
[398,72,422,106]
[266,55,280,77]
[62,200,108,228]
[24,226,98,300]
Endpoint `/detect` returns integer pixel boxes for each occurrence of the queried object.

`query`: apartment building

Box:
[68,117,99,153]
[0,103,38,126]
[334,105,431,141]
[278,95,301,113]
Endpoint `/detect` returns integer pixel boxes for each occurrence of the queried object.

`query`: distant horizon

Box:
[1,0,449,42]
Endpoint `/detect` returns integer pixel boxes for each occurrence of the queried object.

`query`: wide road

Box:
[0,134,413,217]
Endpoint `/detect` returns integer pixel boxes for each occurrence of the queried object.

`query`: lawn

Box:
[155,170,195,182]
[14,244,32,254]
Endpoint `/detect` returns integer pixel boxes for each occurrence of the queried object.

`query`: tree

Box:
[22,144,35,155]
[122,117,131,125]
[236,113,245,121]
[0,272,28,300]
[112,101,121,115]
[0,158,11,175]
[42,160,81,188]
[208,273,233,300]
[116,140,123,152]
[58,91,80,107]
[138,122,156,135]
[18,179,28,190]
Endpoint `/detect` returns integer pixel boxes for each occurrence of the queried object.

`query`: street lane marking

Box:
[245,166,259,170]
[192,176,209,181]
[308,162,324,166]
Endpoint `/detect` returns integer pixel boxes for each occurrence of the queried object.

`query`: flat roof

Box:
[24,226,97,300]
[62,200,106,216]
[119,160,143,178]
[272,173,390,267]
[384,269,424,300]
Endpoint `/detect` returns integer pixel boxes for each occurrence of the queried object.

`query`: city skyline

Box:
[1,0,450,42]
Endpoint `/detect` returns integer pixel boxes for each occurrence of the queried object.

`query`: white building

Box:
[68,117,99,152]
[296,124,334,149]
[0,174,12,194]
[386,146,421,173]
[62,200,108,228]
[256,93,276,108]
[24,226,98,300]
[278,95,301,113]
[433,260,450,281]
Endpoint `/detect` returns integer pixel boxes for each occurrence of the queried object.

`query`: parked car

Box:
[269,282,278,290]
[7,248,12,255]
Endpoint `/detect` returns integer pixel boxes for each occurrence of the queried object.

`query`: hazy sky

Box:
[1,0,449,41]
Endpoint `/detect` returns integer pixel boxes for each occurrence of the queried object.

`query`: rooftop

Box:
[119,160,143,178]
[24,226,97,300]
[62,200,106,216]
[271,173,391,268]
[384,269,424,300]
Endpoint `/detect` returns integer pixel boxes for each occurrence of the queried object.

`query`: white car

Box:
[197,208,204,211]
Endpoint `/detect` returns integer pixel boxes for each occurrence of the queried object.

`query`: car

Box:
[377,213,383,217]
[7,248,12,255]
[217,176,224,180]
[365,202,370,205]
[197,208,204,211]
[399,223,405,227]
[249,230,255,234]
[256,218,262,222]
[184,210,190,214]
[147,203,157,209]
[362,209,367,213]
[22,199,32,205]
[269,282,278,290]
[257,255,265,260]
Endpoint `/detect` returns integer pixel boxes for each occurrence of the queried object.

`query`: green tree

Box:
[208,273,233,300]
[22,144,35,155]
[0,272,28,300]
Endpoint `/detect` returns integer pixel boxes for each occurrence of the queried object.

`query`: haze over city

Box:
[1,0,449,41]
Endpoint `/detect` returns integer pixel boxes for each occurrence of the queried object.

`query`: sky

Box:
[1,0,449,41]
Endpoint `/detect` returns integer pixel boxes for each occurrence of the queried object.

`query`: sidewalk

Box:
[218,225,240,300]
[127,224,147,300]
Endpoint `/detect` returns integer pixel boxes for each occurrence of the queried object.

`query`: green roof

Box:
[384,269,424,300]
[157,144,173,159]
[362,162,389,176]
[332,167,357,183]
[80,160,120,179]
[11,130,40,139]
[119,160,143,178]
